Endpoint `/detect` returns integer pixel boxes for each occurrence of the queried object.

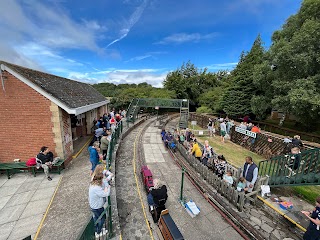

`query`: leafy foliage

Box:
[93,82,174,110]
[196,106,213,114]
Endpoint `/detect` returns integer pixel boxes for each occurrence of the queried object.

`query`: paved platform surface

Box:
[144,125,242,240]
[0,172,62,240]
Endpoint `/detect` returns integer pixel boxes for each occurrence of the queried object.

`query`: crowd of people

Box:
[87,110,123,238]
[159,127,259,200]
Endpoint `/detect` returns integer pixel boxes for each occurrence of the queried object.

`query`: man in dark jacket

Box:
[243,156,258,193]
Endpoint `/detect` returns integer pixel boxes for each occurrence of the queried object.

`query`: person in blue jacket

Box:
[88,141,100,175]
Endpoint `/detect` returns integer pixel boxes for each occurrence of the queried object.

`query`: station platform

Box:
[258,195,312,231]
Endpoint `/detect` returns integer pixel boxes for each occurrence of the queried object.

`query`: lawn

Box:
[188,123,320,203]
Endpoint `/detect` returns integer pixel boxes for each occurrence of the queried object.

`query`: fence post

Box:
[108,196,112,237]
[180,167,186,204]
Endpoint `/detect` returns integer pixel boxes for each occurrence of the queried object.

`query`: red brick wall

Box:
[0,71,56,162]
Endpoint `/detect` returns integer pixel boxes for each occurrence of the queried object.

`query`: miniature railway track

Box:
[131,117,260,240]
[118,116,301,239]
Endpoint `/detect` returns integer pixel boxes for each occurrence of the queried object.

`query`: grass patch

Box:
[188,122,320,203]
[188,123,264,167]
[292,186,320,204]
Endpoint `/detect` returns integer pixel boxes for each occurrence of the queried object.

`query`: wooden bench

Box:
[158,209,184,240]
[0,159,65,179]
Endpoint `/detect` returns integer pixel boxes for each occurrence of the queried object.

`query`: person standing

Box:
[190,140,202,161]
[89,167,110,238]
[207,118,214,136]
[88,141,101,175]
[301,196,320,240]
[242,156,258,193]
[220,120,227,143]
[100,132,110,161]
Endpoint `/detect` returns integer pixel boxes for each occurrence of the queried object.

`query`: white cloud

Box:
[106,0,149,48]
[0,0,107,70]
[66,68,167,88]
[155,32,219,45]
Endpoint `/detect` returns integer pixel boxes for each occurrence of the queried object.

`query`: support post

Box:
[180,167,185,203]
[108,195,112,237]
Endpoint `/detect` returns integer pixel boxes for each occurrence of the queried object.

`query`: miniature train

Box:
[141,165,184,240]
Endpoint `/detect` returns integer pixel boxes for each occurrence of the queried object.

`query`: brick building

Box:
[0,61,109,164]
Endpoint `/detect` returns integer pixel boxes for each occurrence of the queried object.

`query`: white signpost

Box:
[191,121,197,130]
[235,127,257,138]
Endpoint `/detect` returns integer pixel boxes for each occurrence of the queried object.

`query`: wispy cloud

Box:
[106,0,149,48]
[155,32,219,45]
[125,54,152,62]
[205,62,238,70]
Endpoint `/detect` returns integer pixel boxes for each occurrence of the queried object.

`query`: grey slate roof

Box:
[0,61,106,108]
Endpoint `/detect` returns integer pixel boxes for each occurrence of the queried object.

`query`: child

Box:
[236,177,248,192]
[223,170,234,185]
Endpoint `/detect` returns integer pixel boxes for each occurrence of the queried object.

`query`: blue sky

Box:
[0,0,301,87]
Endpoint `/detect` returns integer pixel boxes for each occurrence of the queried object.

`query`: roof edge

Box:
[1,63,109,115]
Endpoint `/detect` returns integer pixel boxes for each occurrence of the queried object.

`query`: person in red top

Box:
[251,124,260,133]
[109,116,116,133]
[250,124,260,145]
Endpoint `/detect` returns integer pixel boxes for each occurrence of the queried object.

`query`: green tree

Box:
[269,0,320,128]
[221,34,265,117]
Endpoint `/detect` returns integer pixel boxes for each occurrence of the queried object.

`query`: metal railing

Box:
[259,148,320,187]
[78,120,123,240]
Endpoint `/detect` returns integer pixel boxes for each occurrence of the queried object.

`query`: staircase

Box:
[126,98,140,123]
[259,148,320,187]
[179,105,189,129]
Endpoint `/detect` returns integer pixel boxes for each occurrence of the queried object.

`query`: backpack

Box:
[26,157,37,166]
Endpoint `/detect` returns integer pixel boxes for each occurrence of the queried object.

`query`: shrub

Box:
[196,106,213,114]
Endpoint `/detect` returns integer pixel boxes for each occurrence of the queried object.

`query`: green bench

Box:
[0,159,65,179]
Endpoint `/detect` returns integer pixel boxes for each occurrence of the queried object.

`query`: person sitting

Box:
[36,146,58,181]
[214,155,227,178]
[164,132,173,148]
[161,129,166,140]
[292,135,303,149]
[223,170,234,185]
[236,177,248,192]
[147,179,168,210]
[286,147,302,177]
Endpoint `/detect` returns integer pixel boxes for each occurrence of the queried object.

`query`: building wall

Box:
[50,103,73,161]
[0,71,56,162]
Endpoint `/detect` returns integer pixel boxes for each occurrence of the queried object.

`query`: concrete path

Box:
[0,172,62,240]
